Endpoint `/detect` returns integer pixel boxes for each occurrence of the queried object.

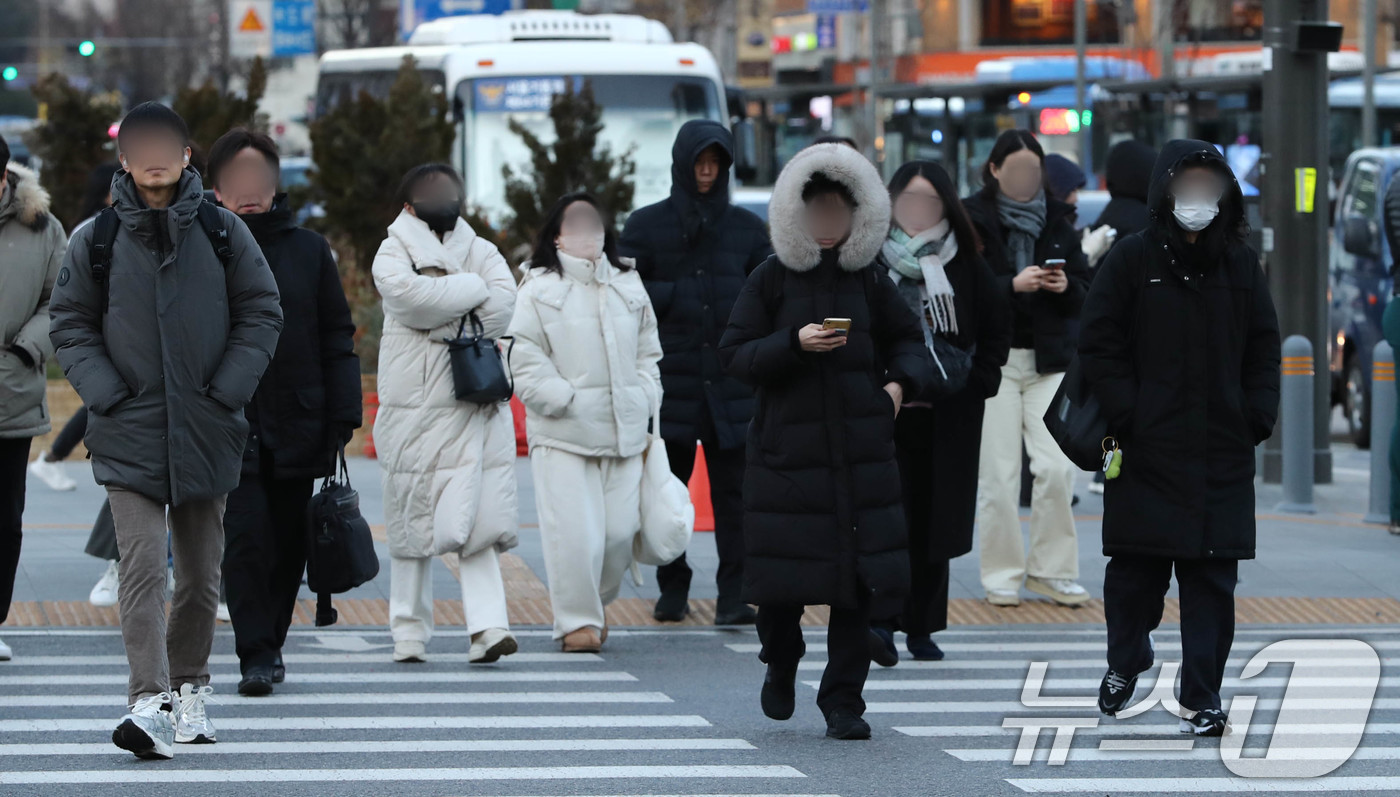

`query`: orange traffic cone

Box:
[511,396,528,456]
[362,392,379,459]
[689,443,715,532]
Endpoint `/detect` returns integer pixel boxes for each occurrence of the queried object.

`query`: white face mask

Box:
[1172,199,1219,232]
[558,232,605,262]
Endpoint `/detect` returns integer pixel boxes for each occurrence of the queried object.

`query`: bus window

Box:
[315,69,448,119]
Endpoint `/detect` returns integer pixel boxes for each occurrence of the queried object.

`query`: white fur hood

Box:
[1,162,54,231]
[767,143,890,273]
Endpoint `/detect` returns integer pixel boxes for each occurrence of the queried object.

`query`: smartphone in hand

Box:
[821,318,852,337]
[1044,258,1066,271]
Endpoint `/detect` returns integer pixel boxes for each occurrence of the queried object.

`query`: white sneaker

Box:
[28,454,76,491]
[216,602,230,622]
[986,589,1021,606]
[112,692,176,759]
[0,637,11,661]
[393,640,427,663]
[173,683,217,744]
[1027,576,1092,606]
[89,561,120,607]
[469,628,518,664]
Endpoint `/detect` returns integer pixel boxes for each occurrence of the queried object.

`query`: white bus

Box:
[316,11,734,223]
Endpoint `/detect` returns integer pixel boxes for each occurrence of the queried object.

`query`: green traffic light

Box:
[78,40,96,57]
[1,66,17,81]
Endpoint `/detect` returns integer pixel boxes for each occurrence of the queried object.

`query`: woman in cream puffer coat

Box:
[372,164,519,665]
[509,192,662,653]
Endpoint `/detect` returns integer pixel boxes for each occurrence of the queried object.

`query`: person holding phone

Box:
[962,129,1090,608]
[719,144,932,740]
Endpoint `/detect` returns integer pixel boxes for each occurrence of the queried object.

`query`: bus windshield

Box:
[457,74,722,223]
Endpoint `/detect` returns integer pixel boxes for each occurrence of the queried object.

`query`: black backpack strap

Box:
[195,200,235,267]
[89,208,120,314]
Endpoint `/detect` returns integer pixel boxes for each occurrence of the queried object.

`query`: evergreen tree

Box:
[501,81,636,257]
[172,56,269,158]
[25,74,123,230]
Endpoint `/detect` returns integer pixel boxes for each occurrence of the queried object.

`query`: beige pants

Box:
[389,547,510,643]
[976,348,1080,593]
[530,446,643,640]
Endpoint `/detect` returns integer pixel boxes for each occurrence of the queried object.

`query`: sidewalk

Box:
[7,442,1399,628]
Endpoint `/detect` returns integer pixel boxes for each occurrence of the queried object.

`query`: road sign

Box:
[815,14,836,49]
[401,0,519,40]
[229,0,272,58]
[271,0,316,57]
[806,0,868,12]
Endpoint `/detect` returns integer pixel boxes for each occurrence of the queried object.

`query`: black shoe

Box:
[652,587,690,622]
[1097,668,1138,716]
[825,708,871,740]
[238,667,275,697]
[868,626,898,668]
[1180,708,1230,737]
[271,652,285,684]
[906,634,944,661]
[714,605,757,626]
[760,664,797,721]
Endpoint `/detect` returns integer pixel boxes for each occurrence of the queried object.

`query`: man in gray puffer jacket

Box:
[49,103,282,760]
[0,135,67,664]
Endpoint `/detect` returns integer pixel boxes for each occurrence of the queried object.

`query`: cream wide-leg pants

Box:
[389,547,510,643]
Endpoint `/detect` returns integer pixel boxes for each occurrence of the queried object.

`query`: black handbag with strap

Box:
[1043,356,1112,471]
[445,312,514,404]
[305,447,379,626]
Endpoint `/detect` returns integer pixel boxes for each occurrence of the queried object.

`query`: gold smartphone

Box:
[821,317,852,336]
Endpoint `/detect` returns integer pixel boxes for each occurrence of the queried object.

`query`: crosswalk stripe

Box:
[1004,776,1400,792]
[0,671,636,686]
[0,765,807,785]
[948,746,1400,762]
[26,691,673,707]
[839,676,1400,691]
[728,641,1400,654]
[794,658,1398,672]
[0,738,757,756]
[895,723,1400,737]
[0,715,713,732]
[0,653,603,666]
[864,697,1399,713]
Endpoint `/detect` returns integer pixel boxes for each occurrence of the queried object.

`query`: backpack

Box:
[88,201,234,313]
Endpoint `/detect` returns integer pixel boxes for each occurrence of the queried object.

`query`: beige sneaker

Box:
[392,640,427,663]
[469,628,518,664]
[1027,576,1091,606]
[986,589,1021,606]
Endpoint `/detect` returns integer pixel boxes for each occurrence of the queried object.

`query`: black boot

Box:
[653,564,692,622]
[906,634,944,661]
[868,625,898,668]
[271,652,285,684]
[825,708,871,740]
[760,663,797,721]
[239,666,275,697]
[714,604,757,626]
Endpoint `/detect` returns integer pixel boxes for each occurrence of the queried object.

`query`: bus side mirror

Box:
[1342,214,1379,258]
[733,119,757,183]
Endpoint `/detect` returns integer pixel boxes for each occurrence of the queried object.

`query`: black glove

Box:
[326,422,356,453]
[8,345,35,369]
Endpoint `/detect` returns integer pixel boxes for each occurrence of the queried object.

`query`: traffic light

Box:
[1,66,17,82]
[78,40,96,57]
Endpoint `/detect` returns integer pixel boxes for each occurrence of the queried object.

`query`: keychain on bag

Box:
[1101,437,1122,480]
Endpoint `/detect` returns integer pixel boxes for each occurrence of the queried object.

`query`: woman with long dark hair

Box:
[963,129,1091,608]
[867,161,1010,665]
[1080,140,1279,736]
[510,192,662,654]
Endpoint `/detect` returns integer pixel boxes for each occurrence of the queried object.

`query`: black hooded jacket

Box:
[238,195,362,479]
[1094,140,1157,240]
[1078,140,1281,561]
[620,120,772,448]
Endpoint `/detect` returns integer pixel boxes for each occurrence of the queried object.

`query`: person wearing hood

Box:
[619,120,771,626]
[372,163,520,668]
[962,129,1090,609]
[49,103,284,759]
[1078,140,1280,737]
[1094,140,1157,244]
[511,192,663,654]
[207,129,362,696]
[718,143,933,740]
[0,134,67,664]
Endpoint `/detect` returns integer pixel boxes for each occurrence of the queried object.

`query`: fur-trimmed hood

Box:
[1,162,53,232]
[767,143,890,273]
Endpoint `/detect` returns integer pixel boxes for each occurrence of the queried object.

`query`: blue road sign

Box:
[402,0,519,39]
[806,0,868,12]
[815,14,836,49]
[271,0,316,57]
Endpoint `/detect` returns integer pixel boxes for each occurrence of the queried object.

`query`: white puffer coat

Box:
[510,252,662,459]
[372,210,519,559]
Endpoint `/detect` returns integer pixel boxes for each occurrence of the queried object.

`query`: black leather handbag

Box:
[445,312,514,404]
[1043,356,1113,472]
[305,448,380,626]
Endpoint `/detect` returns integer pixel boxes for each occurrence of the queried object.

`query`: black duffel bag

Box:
[1043,356,1115,472]
[305,447,379,626]
[445,312,514,404]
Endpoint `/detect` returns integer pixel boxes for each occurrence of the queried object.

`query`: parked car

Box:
[1329,147,1400,448]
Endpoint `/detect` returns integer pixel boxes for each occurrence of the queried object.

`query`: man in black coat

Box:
[1079,140,1280,736]
[1094,140,1157,243]
[207,129,362,696]
[620,119,772,625]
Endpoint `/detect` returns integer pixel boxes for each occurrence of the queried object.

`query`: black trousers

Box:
[757,595,872,719]
[655,419,746,611]
[0,437,31,624]
[50,407,88,461]
[873,407,950,635]
[1104,554,1239,713]
[223,469,313,672]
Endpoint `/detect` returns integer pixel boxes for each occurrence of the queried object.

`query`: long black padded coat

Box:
[718,143,934,609]
[620,120,772,449]
[1078,139,1281,561]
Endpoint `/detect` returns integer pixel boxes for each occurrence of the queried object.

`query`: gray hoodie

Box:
[49,168,283,504]
[0,162,65,439]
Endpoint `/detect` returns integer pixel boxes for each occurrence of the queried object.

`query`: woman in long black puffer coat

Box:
[719,143,932,741]
[1079,139,1280,738]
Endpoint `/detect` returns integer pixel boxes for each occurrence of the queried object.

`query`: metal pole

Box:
[1366,341,1395,524]
[1156,0,1175,81]
[1074,0,1089,175]
[1363,0,1378,147]
[865,0,883,161]
[1277,335,1317,513]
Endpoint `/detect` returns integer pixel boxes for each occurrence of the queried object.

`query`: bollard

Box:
[1276,335,1316,513]
[1366,341,1396,524]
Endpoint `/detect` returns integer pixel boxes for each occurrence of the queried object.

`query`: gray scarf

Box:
[997,190,1047,274]
[882,222,959,336]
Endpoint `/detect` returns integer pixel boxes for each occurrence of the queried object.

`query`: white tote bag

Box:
[633,418,695,568]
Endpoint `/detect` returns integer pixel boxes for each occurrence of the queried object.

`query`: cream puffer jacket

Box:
[510,252,662,459]
[372,210,519,559]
